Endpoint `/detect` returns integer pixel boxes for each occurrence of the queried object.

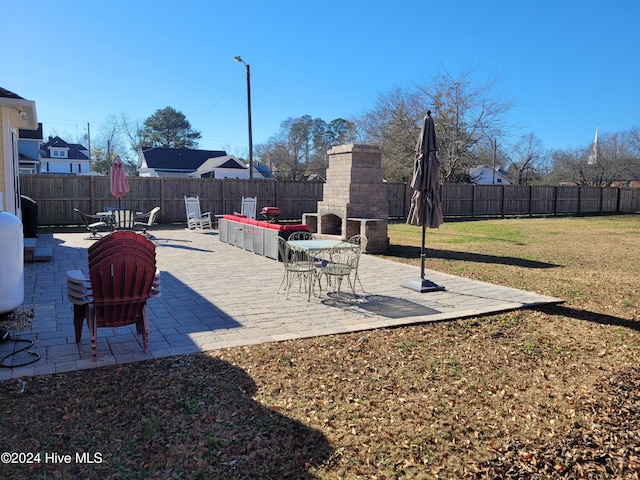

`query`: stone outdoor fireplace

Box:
[302,144,388,253]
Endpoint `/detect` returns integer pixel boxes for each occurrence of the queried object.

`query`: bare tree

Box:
[549,129,640,185]
[507,133,549,185]
[118,113,144,163]
[90,115,129,174]
[596,131,640,185]
[355,87,425,182]
[629,126,640,154]
[257,115,355,180]
[424,71,513,183]
[355,70,512,183]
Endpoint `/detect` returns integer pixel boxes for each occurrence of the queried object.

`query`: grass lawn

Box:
[1,215,639,479]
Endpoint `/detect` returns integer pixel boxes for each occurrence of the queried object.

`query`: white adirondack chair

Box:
[241,196,257,219]
[184,196,212,230]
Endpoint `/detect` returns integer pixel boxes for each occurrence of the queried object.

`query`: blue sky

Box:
[2,0,638,157]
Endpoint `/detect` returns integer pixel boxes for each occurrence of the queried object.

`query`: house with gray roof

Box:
[39,136,90,174]
[137,146,228,178]
[137,146,271,179]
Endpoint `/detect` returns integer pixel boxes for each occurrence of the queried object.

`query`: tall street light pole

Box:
[234,56,253,180]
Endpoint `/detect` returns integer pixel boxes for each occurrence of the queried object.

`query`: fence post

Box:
[471,184,476,218]
[404,182,407,220]
[600,186,604,213]
[160,178,165,220]
[90,175,96,214]
[578,186,582,214]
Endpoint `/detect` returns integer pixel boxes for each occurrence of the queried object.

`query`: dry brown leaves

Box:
[0,307,34,331]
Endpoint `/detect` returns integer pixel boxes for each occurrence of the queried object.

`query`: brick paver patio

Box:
[0,228,561,380]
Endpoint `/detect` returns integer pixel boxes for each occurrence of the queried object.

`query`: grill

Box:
[260,207,280,223]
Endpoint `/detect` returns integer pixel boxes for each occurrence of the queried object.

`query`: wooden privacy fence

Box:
[439,184,639,217]
[19,175,640,226]
[19,176,323,226]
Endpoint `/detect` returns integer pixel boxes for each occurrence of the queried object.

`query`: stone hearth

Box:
[303,144,388,253]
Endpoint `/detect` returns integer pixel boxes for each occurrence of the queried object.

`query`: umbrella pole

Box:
[420,200,427,280]
[402,192,445,293]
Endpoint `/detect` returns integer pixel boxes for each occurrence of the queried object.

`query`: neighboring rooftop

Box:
[139,146,227,173]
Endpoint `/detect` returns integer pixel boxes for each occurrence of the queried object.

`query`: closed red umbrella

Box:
[110,156,130,209]
[403,111,445,293]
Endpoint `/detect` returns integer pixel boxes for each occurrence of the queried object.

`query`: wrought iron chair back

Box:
[317,242,361,296]
[277,237,316,300]
[347,234,368,292]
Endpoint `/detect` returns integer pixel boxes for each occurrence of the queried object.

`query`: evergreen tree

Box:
[139,106,201,149]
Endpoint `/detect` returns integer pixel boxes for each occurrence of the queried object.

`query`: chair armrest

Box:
[67,293,93,305]
[150,269,161,297]
[67,270,89,282]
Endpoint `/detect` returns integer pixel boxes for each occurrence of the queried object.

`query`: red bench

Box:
[222,214,308,232]
[219,215,309,260]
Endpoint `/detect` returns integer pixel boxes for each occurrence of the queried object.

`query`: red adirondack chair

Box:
[79,231,157,358]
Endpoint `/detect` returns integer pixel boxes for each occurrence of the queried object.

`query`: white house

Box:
[0,87,38,215]
[469,165,513,185]
[189,155,253,179]
[39,136,90,174]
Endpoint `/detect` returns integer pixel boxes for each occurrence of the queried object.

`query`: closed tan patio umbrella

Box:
[403,111,445,292]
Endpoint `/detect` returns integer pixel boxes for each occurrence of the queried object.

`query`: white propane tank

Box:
[0,197,24,314]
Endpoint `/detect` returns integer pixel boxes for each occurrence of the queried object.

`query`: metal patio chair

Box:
[277,237,316,301]
[287,231,313,241]
[316,242,361,296]
[74,208,109,240]
[134,206,160,237]
[347,234,368,292]
[111,208,135,230]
